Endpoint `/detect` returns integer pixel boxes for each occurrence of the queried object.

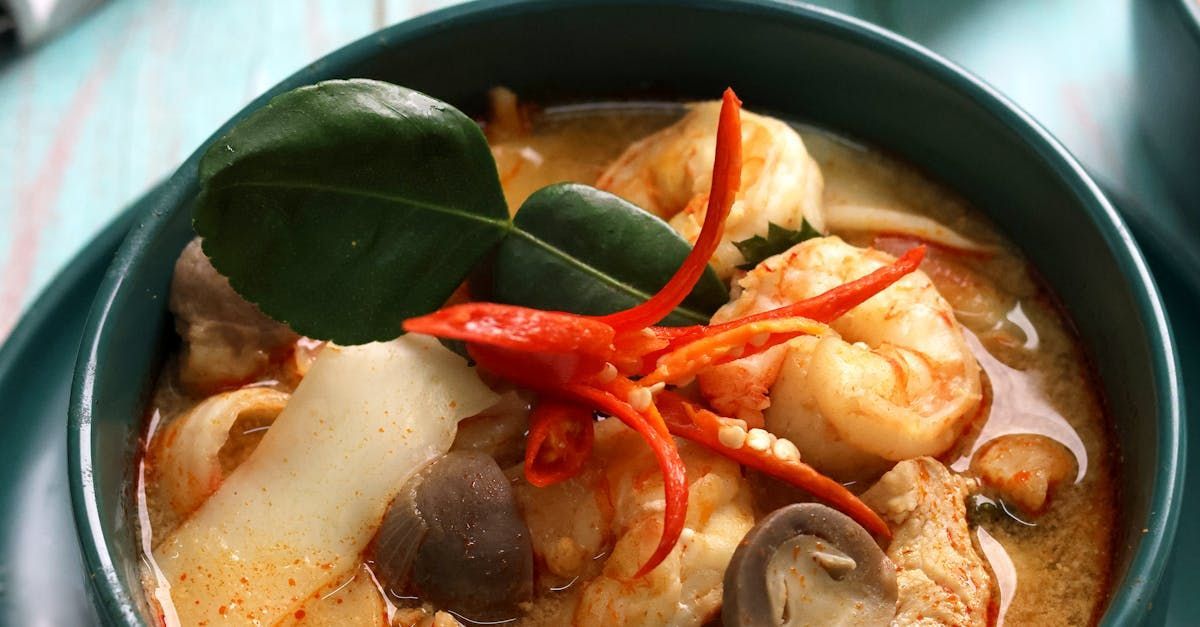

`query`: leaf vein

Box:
[210,179,513,230]
[507,229,709,324]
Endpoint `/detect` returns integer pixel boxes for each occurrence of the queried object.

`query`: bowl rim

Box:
[67,0,1185,624]
[1181,0,1200,40]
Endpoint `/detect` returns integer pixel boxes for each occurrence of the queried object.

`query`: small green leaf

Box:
[194,79,511,344]
[733,220,823,270]
[492,183,728,325]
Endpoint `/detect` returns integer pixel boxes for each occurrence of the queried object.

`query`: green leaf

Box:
[733,220,823,270]
[194,79,511,344]
[492,183,728,326]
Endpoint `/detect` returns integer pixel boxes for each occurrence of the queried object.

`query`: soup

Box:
[134,85,1115,626]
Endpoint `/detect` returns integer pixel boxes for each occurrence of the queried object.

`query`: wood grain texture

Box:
[0,0,464,339]
[0,0,1148,341]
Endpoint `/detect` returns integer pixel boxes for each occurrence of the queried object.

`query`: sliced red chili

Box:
[467,343,605,389]
[404,303,615,357]
[599,88,743,333]
[656,390,891,539]
[640,317,830,388]
[563,383,688,577]
[635,245,927,373]
[524,400,596,488]
[710,245,926,331]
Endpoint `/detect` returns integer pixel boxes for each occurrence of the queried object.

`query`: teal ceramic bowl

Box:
[69,1,1184,624]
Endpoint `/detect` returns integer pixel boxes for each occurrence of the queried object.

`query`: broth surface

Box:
[137,102,1115,626]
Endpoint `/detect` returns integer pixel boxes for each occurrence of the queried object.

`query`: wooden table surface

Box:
[0,0,1160,341]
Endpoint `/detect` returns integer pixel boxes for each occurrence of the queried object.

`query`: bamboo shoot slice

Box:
[152,336,498,625]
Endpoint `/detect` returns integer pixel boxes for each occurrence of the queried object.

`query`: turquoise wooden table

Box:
[0,0,1165,343]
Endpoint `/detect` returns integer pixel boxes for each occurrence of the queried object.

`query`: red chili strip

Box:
[599,88,743,332]
[640,317,830,388]
[635,246,927,373]
[656,390,891,539]
[710,245,926,331]
[404,303,615,357]
[524,400,596,488]
[563,383,689,577]
[467,343,605,389]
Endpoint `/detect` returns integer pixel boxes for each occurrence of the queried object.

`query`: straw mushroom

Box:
[723,503,897,626]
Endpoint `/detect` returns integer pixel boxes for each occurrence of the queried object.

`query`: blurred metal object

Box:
[1,0,103,50]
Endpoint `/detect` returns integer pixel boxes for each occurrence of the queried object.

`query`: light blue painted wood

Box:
[0,0,1161,341]
[0,0,465,337]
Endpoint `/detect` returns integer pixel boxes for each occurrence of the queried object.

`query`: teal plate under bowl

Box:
[0,199,139,626]
[61,1,1185,624]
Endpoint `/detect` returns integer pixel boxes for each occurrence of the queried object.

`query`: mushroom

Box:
[970,433,1077,516]
[371,450,533,623]
[723,503,897,627]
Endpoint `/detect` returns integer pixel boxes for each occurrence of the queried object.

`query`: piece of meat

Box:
[169,238,298,393]
[861,458,993,626]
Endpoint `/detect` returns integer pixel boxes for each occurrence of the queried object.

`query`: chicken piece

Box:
[169,238,298,393]
[861,458,993,626]
[970,434,1077,516]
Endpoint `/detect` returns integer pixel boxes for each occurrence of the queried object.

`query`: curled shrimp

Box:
[596,101,824,279]
[699,236,983,480]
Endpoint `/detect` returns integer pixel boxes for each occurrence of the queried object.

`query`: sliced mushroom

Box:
[371,451,533,623]
[723,503,897,627]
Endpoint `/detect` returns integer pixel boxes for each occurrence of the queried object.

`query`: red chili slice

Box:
[524,400,596,488]
[657,390,891,539]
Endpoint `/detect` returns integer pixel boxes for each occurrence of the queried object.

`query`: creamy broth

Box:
[137,103,1115,626]
[490,104,1116,624]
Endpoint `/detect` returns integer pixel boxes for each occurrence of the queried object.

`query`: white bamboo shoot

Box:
[152,336,498,625]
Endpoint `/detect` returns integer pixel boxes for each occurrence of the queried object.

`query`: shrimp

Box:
[596,101,824,279]
[148,387,289,524]
[970,433,1077,516]
[698,236,982,479]
[518,419,755,626]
